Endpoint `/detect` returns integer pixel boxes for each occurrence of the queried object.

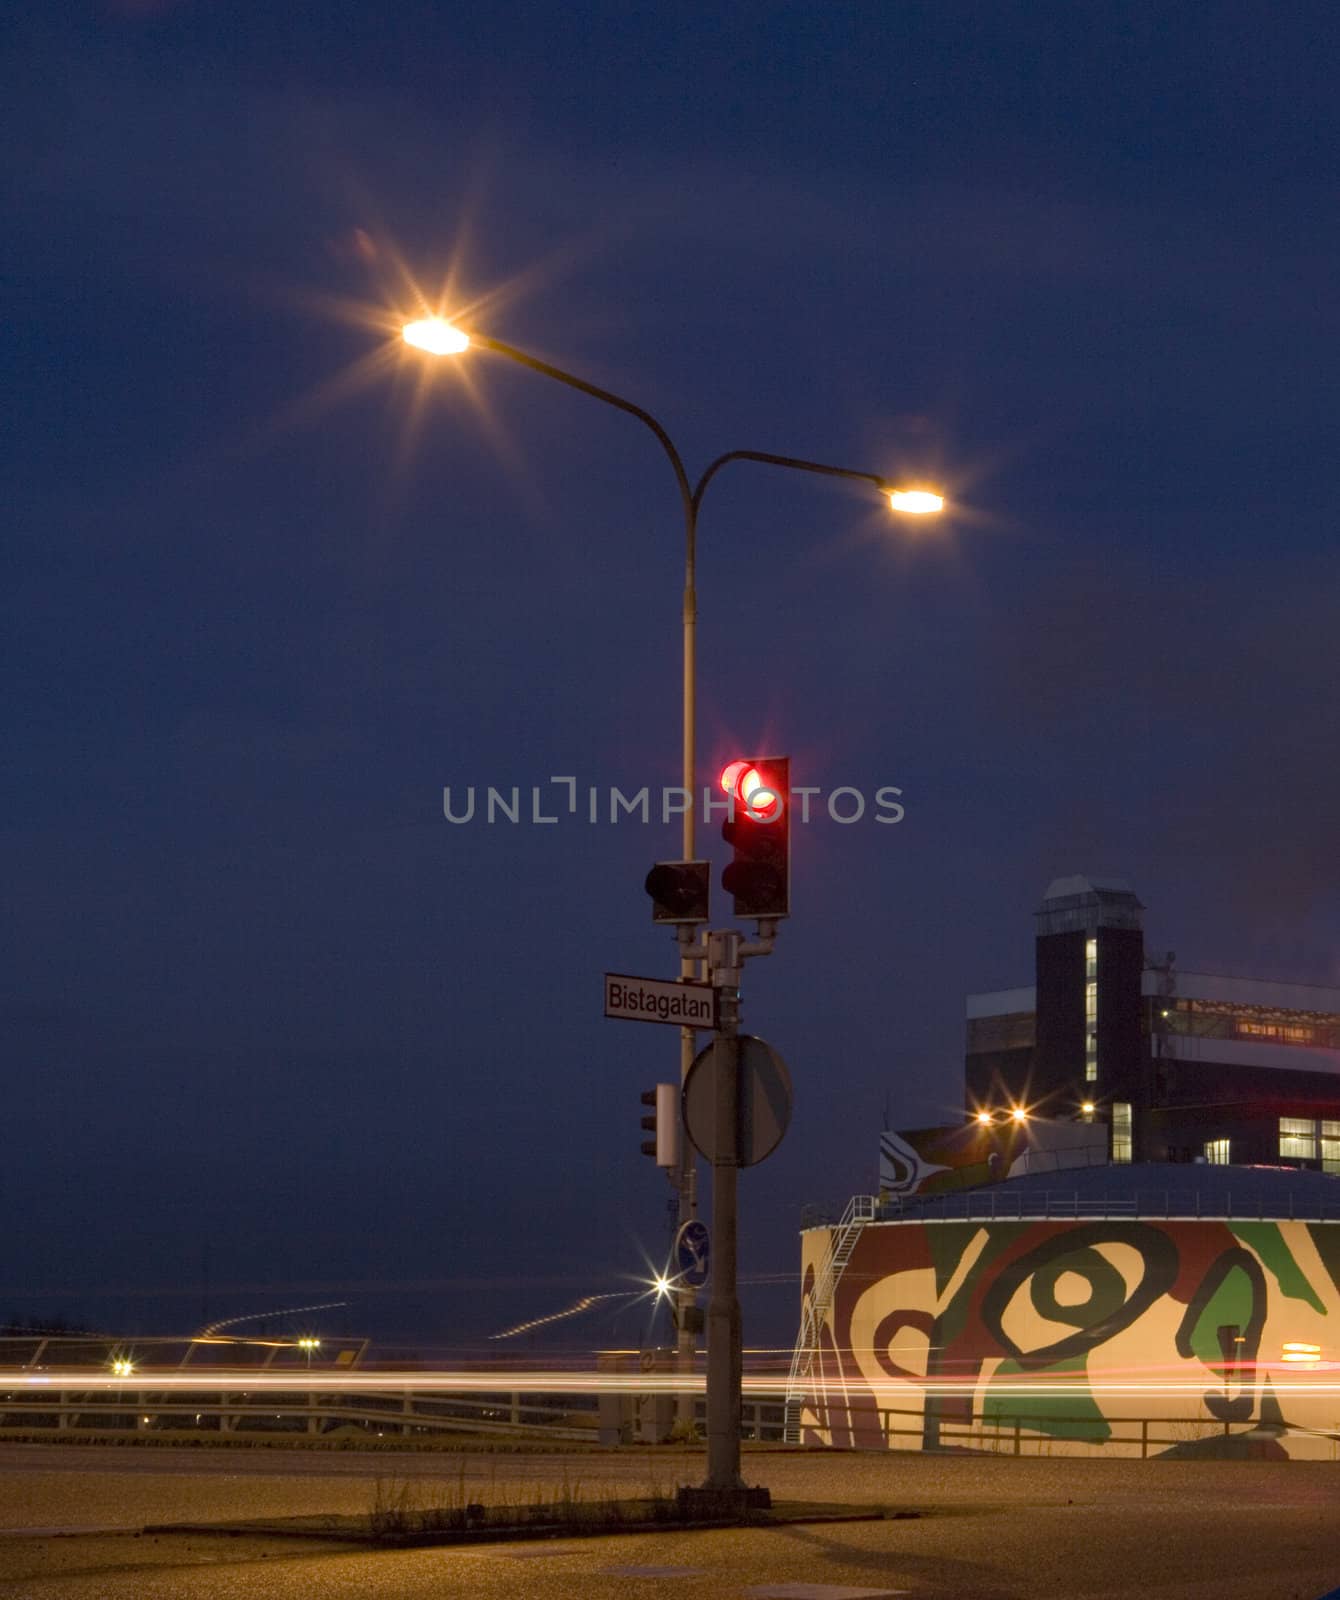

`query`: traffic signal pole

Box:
[675,505,699,1432]
[703,930,744,1489]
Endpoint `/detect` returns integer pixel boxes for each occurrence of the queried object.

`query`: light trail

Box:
[6,1368,1340,1399]
[490,1292,635,1340]
[196,1301,349,1338]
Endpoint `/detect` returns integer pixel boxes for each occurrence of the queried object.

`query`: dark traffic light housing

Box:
[640,1084,679,1167]
[721,756,790,919]
[645,859,710,924]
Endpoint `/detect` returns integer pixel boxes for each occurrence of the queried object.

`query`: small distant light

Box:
[975,1111,992,1125]
[110,1358,135,1378]
[402,318,470,355]
[1161,1009,1170,1018]
[1010,1108,1028,1123]
[1081,1102,1095,1115]
[653,1276,673,1298]
[888,488,944,515]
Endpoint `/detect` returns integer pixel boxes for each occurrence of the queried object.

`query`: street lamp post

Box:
[400,316,941,1477]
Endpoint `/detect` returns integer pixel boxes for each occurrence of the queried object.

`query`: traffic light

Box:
[720,756,790,918]
[644,859,710,924]
[640,1084,680,1167]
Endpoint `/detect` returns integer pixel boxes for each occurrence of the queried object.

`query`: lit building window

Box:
[1204,1138,1231,1165]
[1280,1116,1318,1161]
[1321,1139,1340,1176]
[1085,938,1097,980]
[1084,945,1098,1083]
[1112,1101,1132,1163]
[1236,1019,1316,1044]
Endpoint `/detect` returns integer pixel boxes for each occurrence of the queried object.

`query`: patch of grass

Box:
[366,1465,691,1539]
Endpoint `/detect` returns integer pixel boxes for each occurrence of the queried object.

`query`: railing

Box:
[814,1401,1340,1459]
[876,1189,1340,1223]
[784,1195,876,1442]
[0,1387,788,1444]
[9,1384,1326,1456]
[0,1388,595,1440]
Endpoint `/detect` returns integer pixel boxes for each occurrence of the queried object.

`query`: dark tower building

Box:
[966,875,1340,1169]
[1033,875,1145,1153]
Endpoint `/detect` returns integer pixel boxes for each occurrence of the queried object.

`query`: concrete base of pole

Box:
[676,1485,772,1519]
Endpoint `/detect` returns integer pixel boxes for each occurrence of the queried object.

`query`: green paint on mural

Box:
[1230,1223,1325,1313]
[1184,1260,1258,1367]
[981,1357,1110,1443]
[927,1224,1028,1344]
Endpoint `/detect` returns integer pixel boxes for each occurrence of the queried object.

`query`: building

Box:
[787,877,1340,1456]
[966,875,1340,1170]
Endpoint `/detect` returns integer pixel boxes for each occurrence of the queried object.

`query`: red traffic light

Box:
[721,756,790,918]
[719,760,780,818]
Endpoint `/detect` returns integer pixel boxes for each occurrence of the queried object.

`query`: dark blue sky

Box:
[4,1,1338,1348]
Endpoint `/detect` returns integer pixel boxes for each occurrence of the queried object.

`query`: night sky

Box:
[5,2,1338,1351]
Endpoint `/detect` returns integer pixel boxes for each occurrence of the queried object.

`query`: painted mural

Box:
[798,1217,1340,1458]
[878,1128,1002,1197]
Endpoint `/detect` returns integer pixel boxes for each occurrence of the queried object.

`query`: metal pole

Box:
[704,932,743,1490]
[675,502,699,1430]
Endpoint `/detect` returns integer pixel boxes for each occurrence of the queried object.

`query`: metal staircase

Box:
[783,1194,875,1442]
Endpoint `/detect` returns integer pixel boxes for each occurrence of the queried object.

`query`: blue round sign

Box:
[675,1221,711,1288]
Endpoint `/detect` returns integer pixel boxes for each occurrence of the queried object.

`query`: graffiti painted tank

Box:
[797,1164,1340,1458]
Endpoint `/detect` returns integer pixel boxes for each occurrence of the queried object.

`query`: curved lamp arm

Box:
[691,449,886,517]
[473,334,694,526]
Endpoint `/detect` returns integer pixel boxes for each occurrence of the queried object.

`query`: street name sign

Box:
[603,973,719,1029]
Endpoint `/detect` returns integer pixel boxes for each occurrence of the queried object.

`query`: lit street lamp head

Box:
[887,488,945,515]
[402,317,470,355]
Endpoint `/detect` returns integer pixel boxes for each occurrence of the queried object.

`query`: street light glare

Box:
[888,488,945,515]
[402,318,470,355]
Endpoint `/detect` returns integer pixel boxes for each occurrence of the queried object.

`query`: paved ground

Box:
[2,1444,1339,1598]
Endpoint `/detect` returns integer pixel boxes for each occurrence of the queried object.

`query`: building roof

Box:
[1036,874,1145,935]
[877,1160,1340,1223]
[1041,874,1138,901]
[1155,969,1340,1016]
[965,985,1036,1019]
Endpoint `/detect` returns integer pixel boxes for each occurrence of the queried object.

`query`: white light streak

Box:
[5,1367,1340,1399]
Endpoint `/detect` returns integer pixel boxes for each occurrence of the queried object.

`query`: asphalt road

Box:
[2,1444,1339,1598]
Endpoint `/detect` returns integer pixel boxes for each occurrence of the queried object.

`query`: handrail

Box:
[783,1195,876,1441]
[875,1189,1340,1223]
